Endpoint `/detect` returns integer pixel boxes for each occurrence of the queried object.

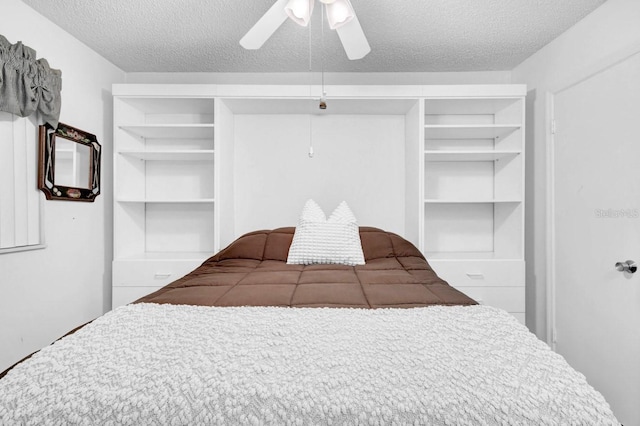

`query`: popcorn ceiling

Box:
[22,0,606,72]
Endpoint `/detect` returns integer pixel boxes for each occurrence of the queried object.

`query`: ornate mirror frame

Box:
[38,122,101,202]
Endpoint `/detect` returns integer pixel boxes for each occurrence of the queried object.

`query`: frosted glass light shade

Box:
[325,0,355,29]
[285,0,315,27]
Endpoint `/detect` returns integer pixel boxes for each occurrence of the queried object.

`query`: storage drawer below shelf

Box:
[454,286,525,313]
[113,259,203,287]
[428,260,525,287]
[112,286,163,309]
[112,258,204,309]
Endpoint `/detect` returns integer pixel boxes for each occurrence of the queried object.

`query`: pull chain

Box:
[308,11,314,158]
[319,3,327,109]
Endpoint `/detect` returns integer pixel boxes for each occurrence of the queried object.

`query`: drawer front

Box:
[428,260,525,287]
[113,286,163,309]
[113,260,202,287]
[455,286,525,312]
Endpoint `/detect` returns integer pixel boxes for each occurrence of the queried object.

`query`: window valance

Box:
[0,35,61,127]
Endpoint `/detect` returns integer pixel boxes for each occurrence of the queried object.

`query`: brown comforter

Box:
[137,227,476,308]
[0,227,474,380]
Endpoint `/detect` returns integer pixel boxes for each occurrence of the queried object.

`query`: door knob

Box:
[615,260,637,273]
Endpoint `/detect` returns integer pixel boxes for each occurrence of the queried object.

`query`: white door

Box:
[553,52,640,425]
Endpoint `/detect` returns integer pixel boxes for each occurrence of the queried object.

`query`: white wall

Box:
[233,114,406,238]
[0,0,125,372]
[512,0,640,342]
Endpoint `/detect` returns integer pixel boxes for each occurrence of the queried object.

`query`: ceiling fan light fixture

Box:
[240,0,370,60]
[325,0,355,30]
[284,0,315,27]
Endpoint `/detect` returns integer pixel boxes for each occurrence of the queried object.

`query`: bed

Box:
[0,227,619,425]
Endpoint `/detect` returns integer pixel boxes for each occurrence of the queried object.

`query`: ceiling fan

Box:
[240,0,371,60]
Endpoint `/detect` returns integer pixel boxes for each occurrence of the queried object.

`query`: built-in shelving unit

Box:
[420,92,526,323]
[111,84,526,323]
[112,92,218,308]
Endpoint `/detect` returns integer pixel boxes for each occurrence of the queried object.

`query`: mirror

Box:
[38,122,101,202]
[54,138,91,188]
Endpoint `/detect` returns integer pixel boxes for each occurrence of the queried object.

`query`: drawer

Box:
[455,286,525,312]
[113,259,202,287]
[112,286,163,309]
[428,260,525,287]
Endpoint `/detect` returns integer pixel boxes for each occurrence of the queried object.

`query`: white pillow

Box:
[287,200,365,266]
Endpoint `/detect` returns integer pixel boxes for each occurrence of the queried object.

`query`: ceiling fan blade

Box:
[240,0,290,50]
[335,15,371,60]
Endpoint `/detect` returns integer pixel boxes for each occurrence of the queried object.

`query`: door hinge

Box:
[551,119,557,135]
[552,327,558,344]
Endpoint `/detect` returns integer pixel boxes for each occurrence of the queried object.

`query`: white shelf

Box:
[117,97,215,116]
[119,124,215,139]
[424,150,520,162]
[424,98,521,115]
[119,150,214,161]
[117,198,215,203]
[115,251,213,261]
[424,124,520,139]
[423,199,521,204]
[424,251,523,260]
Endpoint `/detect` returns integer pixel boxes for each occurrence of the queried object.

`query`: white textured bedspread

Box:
[0,304,619,425]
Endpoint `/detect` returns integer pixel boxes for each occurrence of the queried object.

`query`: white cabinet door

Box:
[553,53,640,425]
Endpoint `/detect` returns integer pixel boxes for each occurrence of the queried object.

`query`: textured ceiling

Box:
[22,0,607,73]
